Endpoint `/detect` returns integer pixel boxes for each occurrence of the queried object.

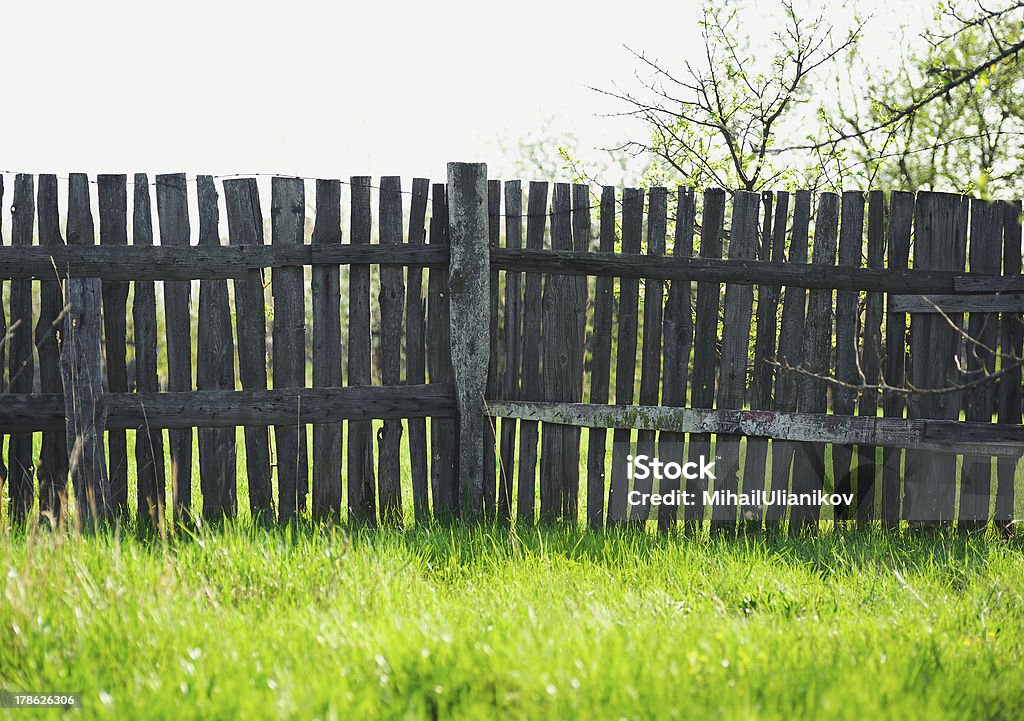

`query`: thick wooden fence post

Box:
[63,173,112,528]
[447,162,489,520]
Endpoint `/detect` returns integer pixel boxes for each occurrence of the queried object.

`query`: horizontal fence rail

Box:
[484,401,1024,457]
[1,243,1018,294]
[0,385,456,433]
[0,167,1022,533]
[0,244,448,280]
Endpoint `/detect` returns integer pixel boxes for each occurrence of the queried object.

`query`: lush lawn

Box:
[1,523,1022,720]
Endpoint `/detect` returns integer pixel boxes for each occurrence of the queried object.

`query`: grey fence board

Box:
[904,192,968,524]
[996,200,1023,529]
[8,174,35,521]
[98,174,130,516]
[792,192,839,532]
[378,176,406,524]
[63,174,111,527]
[311,179,343,520]
[485,401,1022,456]
[131,174,166,527]
[766,190,811,525]
[881,191,915,526]
[585,187,616,529]
[406,178,431,523]
[710,191,759,533]
[498,180,523,522]
[35,174,69,524]
[960,199,1003,528]
[271,177,307,522]
[832,191,865,521]
[658,187,696,531]
[427,183,456,520]
[685,189,726,528]
[606,187,644,526]
[516,181,547,524]
[196,176,238,521]
[156,173,194,524]
[630,187,667,526]
[1,385,455,433]
[741,191,785,527]
[483,180,501,519]
[856,190,886,522]
[348,177,376,525]
[223,178,273,520]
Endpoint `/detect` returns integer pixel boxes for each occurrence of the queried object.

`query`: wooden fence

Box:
[0,163,1022,531]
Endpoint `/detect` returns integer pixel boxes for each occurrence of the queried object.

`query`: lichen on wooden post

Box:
[447,162,489,520]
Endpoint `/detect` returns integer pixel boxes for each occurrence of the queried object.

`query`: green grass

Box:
[2,524,1023,720]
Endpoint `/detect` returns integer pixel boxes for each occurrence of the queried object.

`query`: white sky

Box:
[2,0,937,184]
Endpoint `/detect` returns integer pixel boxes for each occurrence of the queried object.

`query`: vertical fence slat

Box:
[36,175,69,524]
[792,192,839,533]
[961,198,1002,529]
[540,183,579,522]
[538,182,588,523]
[483,180,501,519]
[658,186,696,532]
[832,191,865,522]
[516,181,548,524]
[378,176,406,524]
[606,187,644,526]
[196,176,237,521]
[348,177,377,524]
[427,183,456,520]
[630,186,667,526]
[905,192,967,525]
[996,200,1022,531]
[741,191,785,528]
[498,180,523,522]
[881,191,915,527]
[585,187,616,529]
[311,179,343,520]
[565,183,590,523]
[64,173,111,527]
[8,174,35,521]
[132,174,166,527]
[156,173,194,524]
[271,177,307,522]
[223,178,273,521]
[97,174,130,517]
[685,189,726,529]
[766,191,811,527]
[406,178,431,523]
[710,190,760,534]
[856,190,886,523]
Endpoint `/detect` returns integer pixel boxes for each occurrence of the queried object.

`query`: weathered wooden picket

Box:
[0,164,1022,531]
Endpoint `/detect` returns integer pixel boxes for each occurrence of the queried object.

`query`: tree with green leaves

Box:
[602,0,1024,194]
[832,1,1024,195]
[597,0,861,191]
